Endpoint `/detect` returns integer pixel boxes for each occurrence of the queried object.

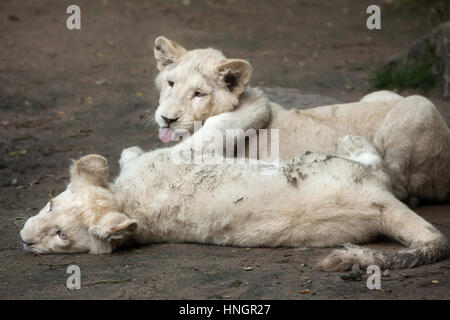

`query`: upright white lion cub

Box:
[20,136,449,271]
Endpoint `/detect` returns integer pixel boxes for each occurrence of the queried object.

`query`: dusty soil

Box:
[0,0,449,299]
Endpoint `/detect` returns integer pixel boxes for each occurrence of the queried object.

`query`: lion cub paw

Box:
[337,135,382,168]
[119,146,144,169]
[315,243,379,272]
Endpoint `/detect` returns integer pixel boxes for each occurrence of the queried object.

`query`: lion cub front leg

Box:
[337,135,383,169]
[119,147,144,170]
[175,98,271,156]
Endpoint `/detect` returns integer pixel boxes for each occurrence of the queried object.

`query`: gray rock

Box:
[388,21,450,98]
[260,87,340,110]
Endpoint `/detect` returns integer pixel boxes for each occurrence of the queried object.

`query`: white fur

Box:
[152,37,450,204]
[360,90,404,103]
[20,139,449,271]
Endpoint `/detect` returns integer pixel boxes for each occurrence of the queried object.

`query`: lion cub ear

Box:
[90,211,138,241]
[154,36,187,71]
[216,59,252,96]
[71,154,109,187]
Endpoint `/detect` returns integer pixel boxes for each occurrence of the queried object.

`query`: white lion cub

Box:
[152,36,450,205]
[20,136,448,271]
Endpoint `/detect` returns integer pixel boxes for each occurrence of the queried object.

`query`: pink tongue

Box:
[159,127,175,143]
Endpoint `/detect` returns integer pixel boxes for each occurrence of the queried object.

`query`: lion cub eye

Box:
[167,80,174,87]
[56,230,68,240]
[193,91,206,98]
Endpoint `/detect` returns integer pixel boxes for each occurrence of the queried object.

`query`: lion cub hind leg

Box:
[337,135,383,169]
[374,95,450,203]
[316,199,449,271]
[337,135,392,188]
[360,90,403,103]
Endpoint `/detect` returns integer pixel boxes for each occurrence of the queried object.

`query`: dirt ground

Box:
[0,0,449,300]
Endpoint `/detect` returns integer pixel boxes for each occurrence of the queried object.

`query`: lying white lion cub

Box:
[20,136,448,271]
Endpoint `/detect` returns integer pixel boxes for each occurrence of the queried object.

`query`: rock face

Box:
[261,87,340,110]
[389,21,450,98]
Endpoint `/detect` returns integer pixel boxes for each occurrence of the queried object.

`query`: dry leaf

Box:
[300,289,310,294]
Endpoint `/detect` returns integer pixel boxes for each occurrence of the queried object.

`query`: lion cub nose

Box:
[161,116,180,125]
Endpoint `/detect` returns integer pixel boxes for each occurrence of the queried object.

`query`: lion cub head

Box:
[20,155,137,254]
[153,36,252,143]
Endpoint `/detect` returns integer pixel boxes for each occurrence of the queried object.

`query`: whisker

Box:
[145,119,158,128]
[142,118,159,133]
